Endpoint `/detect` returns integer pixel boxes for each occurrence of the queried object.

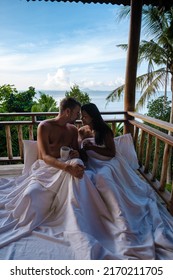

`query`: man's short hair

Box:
[60,97,81,113]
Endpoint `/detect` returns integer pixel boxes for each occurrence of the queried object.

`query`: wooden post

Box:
[17,125,23,159]
[29,124,34,140]
[124,0,143,135]
[151,138,160,181]
[159,143,170,191]
[5,125,13,160]
[144,134,152,173]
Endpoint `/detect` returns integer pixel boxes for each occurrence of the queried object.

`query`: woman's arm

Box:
[83,132,116,158]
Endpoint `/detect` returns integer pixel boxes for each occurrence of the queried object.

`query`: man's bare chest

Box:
[48,127,73,145]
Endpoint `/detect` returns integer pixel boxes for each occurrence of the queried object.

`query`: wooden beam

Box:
[128,111,173,133]
[124,0,143,134]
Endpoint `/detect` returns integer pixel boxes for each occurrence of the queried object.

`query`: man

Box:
[37,97,85,179]
[0,97,87,247]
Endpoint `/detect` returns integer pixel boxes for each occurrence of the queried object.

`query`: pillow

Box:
[114,133,139,170]
[22,140,38,174]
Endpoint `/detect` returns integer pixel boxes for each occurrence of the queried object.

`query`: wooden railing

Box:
[0,111,126,162]
[128,111,173,215]
[0,111,173,215]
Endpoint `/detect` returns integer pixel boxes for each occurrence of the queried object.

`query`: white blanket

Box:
[0,153,173,260]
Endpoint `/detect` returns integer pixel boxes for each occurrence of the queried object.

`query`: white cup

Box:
[60,146,71,161]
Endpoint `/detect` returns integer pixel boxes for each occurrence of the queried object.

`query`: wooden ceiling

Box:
[26,0,173,10]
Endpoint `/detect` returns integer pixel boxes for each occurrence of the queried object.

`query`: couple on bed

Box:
[37,97,115,178]
[1,97,173,260]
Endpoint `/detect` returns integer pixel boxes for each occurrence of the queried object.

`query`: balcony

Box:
[0,111,173,215]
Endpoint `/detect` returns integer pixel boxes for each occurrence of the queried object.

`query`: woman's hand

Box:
[83,140,94,151]
[64,163,85,179]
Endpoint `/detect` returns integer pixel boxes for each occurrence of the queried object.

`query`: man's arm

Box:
[37,123,85,178]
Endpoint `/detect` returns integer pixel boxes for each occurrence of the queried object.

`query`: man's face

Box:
[69,105,81,123]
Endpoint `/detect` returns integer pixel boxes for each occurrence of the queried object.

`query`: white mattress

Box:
[0,151,173,260]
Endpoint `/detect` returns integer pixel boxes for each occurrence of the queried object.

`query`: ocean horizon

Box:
[36,89,172,119]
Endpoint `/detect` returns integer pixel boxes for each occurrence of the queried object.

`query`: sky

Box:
[0,0,144,92]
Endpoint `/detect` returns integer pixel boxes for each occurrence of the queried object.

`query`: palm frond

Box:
[138,40,168,66]
[142,7,167,40]
[111,6,173,114]
[116,44,128,51]
[115,6,130,22]
[136,70,167,110]
[106,85,125,103]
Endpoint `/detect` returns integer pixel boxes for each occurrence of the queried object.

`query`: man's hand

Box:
[69,149,80,159]
[64,163,85,179]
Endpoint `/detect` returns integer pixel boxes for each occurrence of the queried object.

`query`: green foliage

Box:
[32,92,58,112]
[0,85,37,157]
[147,95,171,126]
[0,84,17,112]
[143,96,171,179]
[166,183,172,192]
[0,84,36,112]
[31,92,58,122]
[115,122,124,136]
[107,7,173,113]
[65,85,91,105]
[0,84,91,159]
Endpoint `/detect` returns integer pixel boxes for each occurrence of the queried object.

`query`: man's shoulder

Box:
[67,123,77,128]
[38,119,54,129]
[67,123,78,132]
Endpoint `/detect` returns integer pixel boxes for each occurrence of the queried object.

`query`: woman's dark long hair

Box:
[81,103,114,145]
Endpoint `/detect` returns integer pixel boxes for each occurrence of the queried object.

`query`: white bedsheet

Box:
[0,153,173,260]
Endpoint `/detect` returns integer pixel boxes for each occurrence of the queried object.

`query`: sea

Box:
[36,89,172,120]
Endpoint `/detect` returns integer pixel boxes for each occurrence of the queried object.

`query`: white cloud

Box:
[43,66,125,91]
[0,33,126,71]
[44,68,71,90]
[0,2,133,91]
[0,37,127,90]
[0,6,128,91]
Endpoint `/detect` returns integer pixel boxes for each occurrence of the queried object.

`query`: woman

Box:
[81,103,116,158]
[79,103,173,260]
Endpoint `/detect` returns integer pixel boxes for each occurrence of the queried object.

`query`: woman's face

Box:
[81,110,93,126]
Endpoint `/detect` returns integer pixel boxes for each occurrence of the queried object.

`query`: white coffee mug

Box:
[60,146,71,161]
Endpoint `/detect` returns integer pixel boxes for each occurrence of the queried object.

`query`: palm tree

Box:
[107,7,173,113]
[107,6,173,183]
[31,92,57,112]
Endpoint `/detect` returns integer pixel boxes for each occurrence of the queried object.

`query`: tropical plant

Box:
[31,92,57,112]
[106,7,173,114]
[144,96,172,183]
[65,84,91,105]
[147,96,171,128]
[115,122,124,136]
[0,84,36,112]
[0,85,37,157]
[107,6,173,184]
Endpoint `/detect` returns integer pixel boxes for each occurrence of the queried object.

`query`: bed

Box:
[0,134,173,260]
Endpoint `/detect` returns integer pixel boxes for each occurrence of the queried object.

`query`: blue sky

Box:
[0,0,137,91]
